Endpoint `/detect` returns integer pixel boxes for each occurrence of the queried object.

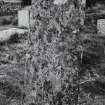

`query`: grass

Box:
[0,31,29,105]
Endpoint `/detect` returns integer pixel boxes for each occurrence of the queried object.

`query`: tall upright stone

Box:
[30,0,83,104]
[97,19,105,34]
[18,6,31,28]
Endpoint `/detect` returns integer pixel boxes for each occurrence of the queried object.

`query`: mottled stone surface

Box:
[31,0,82,104]
[97,19,105,35]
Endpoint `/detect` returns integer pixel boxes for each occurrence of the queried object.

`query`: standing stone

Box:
[30,0,84,104]
[97,19,105,34]
[18,9,30,28]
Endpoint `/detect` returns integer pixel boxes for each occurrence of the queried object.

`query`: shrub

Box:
[2,18,11,25]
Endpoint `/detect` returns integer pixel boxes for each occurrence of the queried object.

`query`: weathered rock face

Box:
[31,0,82,104]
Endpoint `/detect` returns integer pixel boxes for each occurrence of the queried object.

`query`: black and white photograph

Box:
[0,0,105,105]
